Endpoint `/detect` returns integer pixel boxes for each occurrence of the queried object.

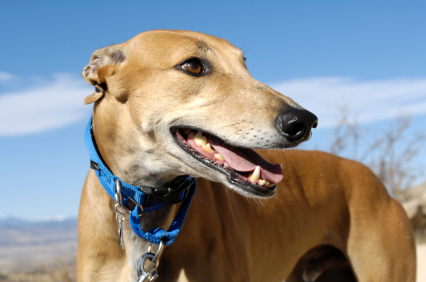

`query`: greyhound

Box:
[77,30,416,282]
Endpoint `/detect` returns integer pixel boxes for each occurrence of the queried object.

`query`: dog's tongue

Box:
[208,137,283,184]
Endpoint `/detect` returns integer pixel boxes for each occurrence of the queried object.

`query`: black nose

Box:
[275,108,318,142]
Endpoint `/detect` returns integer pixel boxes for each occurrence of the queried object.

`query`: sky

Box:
[1,1,425,220]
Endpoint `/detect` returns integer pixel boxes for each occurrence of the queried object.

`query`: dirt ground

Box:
[0,241,77,282]
[0,245,424,281]
[0,243,424,281]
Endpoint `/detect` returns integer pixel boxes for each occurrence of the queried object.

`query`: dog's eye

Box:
[181,60,203,74]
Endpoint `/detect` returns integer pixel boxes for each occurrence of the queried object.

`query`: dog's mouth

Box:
[172,128,283,196]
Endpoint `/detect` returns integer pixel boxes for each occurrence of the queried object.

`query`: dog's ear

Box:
[82,45,125,104]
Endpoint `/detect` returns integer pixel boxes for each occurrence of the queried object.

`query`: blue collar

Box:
[84,116,197,245]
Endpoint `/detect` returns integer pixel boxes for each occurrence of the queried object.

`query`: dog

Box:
[77,30,416,282]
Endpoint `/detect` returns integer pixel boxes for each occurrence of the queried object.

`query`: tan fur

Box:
[77,30,416,281]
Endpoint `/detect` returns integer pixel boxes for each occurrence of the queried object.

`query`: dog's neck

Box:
[92,110,180,232]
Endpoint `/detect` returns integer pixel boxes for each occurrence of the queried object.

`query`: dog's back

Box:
[149,150,415,281]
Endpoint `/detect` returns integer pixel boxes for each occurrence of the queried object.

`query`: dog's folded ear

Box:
[82,45,125,104]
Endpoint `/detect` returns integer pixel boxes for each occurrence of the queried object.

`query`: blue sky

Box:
[1,1,425,220]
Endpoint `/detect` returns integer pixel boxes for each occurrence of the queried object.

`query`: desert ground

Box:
[0,240,424,281]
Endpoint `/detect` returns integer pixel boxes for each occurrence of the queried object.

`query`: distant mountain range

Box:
[0,217,77,247]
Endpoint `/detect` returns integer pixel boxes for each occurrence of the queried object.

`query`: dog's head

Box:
[82,30,317,198]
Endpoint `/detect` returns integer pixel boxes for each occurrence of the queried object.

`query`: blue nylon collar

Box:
[84,116,197,245]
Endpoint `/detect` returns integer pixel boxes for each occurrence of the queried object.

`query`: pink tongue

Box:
[208,137,283,184]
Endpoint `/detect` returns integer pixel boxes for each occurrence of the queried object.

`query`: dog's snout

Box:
[276,108,318,143]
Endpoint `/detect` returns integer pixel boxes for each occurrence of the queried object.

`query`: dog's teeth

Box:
[194,131,207,146]
[188,132,195,139]
[183,129,192,135]
[267,182,275,187]
[258,179,266,186]
[201,143,214,154]
[248,166,260,183]
[265,181,271,186]
[214,153,224,161]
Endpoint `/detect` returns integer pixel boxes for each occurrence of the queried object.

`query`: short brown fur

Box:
[77,30,416,281]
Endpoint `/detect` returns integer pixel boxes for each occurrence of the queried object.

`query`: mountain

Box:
[0,217,78,247]
[0,216,32,228]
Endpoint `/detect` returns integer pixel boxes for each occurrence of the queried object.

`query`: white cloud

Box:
[271,77,426,128]
[0,74,93,136]
[0,72,15,83]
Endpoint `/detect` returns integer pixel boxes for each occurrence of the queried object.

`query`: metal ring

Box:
[147,240,165,262]
[115,179,123,205]
[137,252,157,276]
[123,196,144,214]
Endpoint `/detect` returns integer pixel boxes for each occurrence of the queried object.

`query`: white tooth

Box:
[267,182,276,187]
[183,128,191,135]
[248,166,260,183]
[265,181,271,186]
[214,153,225,161]
[258,179,266,186]
[194,131,207,146]
[188,132,195,139]
[279,163,283,168]
[202,143,214,154]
